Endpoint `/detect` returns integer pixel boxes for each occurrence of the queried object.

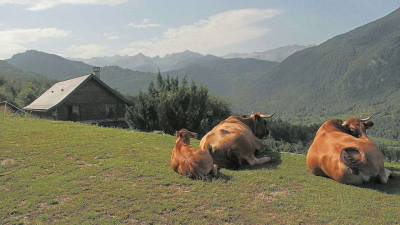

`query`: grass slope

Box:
[1,113,400,224]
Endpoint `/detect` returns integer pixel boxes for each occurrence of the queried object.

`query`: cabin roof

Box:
[23,74,133,112]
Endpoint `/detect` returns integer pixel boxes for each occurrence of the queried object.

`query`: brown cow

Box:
[199,112,275,169]
[171,129,219,180]
[306,116,394,184]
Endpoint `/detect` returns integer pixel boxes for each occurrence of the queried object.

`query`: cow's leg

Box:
[254,139,266,154]
[358,171,370,182]
[244,155,271,166]
[340,175,364,185]
[211,164,219,177]
[387,168,395,179]
[377,168,393,184]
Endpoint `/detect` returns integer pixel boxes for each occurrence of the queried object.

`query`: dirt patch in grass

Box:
[76,161,99,169]
[170,184,192,193]
[1,158,15,166]
[255,188,289,202]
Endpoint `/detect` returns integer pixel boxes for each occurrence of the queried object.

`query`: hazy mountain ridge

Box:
[0,60,20,71]
[222,45,314,62]
[6,50,93,80]
[163,55,279,100]
[73,50,204,73]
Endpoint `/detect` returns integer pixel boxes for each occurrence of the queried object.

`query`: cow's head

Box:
[341,115,374,138]
[249,112,275,139]
[176,128,198,145]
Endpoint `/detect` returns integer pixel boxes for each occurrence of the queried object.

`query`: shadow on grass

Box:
[237,149,282,171]
[203,171,232,182]
[352,171,400,195]
[387,166,400,172]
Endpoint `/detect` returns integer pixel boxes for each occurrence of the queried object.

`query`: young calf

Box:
[171,129,219,180]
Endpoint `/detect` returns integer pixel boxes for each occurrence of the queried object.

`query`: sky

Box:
[0,0,400,60]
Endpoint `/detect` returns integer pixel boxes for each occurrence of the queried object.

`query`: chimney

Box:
[93,67,100,79]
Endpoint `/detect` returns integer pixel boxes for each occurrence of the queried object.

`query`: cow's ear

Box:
[176,131,180,137]
[363,121,374,129]
[340,147,365,168]
[254,114,261,122]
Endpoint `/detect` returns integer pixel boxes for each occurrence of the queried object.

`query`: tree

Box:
[125,72,231,136]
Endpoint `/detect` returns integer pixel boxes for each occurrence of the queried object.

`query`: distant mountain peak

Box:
[222,45,315,62]
[136,53,147,57]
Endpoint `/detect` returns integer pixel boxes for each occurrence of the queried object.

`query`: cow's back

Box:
[200,117,258,168]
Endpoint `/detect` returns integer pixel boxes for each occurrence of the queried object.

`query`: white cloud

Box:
[0,28,70,58]
[0,28,70,43]
[103,32,119,40]
[127,19,160,28]
[107,36,119,40]
[121,8,282,56]
[68,44,106,58]
[0,0,127,11]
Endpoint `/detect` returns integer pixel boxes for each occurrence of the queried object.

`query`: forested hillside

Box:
[100,66,157,96]
[239,7,400,141]
[163,55,279,98]
[0,60,56,107]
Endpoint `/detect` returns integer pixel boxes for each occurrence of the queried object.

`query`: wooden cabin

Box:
[24,67,133,127]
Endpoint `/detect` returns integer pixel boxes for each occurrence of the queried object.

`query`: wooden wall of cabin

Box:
[56,79,126,121]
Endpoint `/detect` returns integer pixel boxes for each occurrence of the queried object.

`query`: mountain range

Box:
[69,50,204,73]
[239,7,400,140]
[67,45,306,73]
[5,50,279,97]
[3,7,400,141]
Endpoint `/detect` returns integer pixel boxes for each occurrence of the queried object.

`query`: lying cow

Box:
[171,128,219,180]
[199,112,275,169]
[306,116,394,184]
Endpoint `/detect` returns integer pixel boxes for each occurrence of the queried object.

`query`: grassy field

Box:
[1,112,400,224]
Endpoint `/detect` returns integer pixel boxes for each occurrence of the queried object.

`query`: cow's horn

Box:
[260,112,275,118]
[360,114,373,122]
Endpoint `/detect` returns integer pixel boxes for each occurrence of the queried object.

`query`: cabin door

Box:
[66,105,80,121]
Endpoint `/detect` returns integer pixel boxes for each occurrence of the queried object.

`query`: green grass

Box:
[1,112,400,224]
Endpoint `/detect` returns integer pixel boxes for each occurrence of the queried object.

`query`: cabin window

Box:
[66,105,80,121]
[106,104,117,118]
